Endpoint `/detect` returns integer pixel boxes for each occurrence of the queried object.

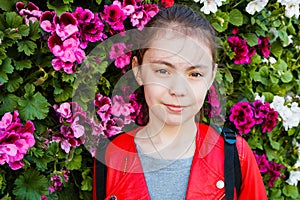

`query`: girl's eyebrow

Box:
[148,59,209,70]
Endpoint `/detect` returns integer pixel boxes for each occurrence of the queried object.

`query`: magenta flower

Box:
[206,85,221,118]
[228,36,256,65]
[111,95,134,117]
[72,7,107,49]
[94,94,112,121]
[103,118,123,137]
[130,3,158,30]
[101,4,127,31]
[229,102,256,134]
[0,110,35,170]
[16,2,43,25]
[258,36,271,58]
[254,151,285,188]
[40,195,48,200]
[40,11,58,33]
[55,12,79,41]
[113,0,136,15]
[109,42,132,69]
[49,174,63,194]
[262,108,278,133]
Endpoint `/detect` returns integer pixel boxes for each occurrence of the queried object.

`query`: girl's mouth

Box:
[164,104,185,113]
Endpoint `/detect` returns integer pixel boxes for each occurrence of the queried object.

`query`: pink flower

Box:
[229,102,256,134]
[228,36,256,65]
[51,58,75,74]
[94,94,112,121]
[258,36,271,58]
[55,102,72,122]
[206,85,221,118]
[55,12,78,41]
[40,195,48,200]
[113,0,136,15]
[101,4,127,31]
[262,108,278,133]
[130,3,158,30]
[111,95,134,117]
[72,7,107,49]
[103,118,123,137]
[0,110,35,170]
[16,2,43,25]
[109,43,132,69]
[40,11,58,33]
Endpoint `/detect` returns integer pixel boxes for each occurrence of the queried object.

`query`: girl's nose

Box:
[169,74,188,97]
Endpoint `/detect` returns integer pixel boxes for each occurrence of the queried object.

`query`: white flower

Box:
[199,0,226,14]
[278,0,300,18]
[255,93,265,103]
[283,35,294,47]
[269,57,277,64]
[286,171,300,186]
[246,0,269,15]
[270,96,285,111]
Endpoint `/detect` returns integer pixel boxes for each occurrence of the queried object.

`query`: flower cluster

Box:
[102,0,159,32]
[227,34,271,65]
[94,91,142,138]
[109,42,133,70]
[52,102,87,153]
[0,110,35,170]
[229,100,278,134]
[254,151,286,187]
[193,0,226,14]
[16,2,43,25]
[270,95,300,131]
[48,169,70,194]
[206,85,222,118]
[286,139,300,186]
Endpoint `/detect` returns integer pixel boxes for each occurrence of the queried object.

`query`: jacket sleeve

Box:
[237,137,268,200]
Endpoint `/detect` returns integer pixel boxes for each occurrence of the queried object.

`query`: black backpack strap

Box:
[211,125,242,199]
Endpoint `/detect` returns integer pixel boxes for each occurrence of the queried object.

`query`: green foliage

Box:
[0,0,299,199]
[13,169,48,200]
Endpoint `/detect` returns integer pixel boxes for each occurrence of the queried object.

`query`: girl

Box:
[99,4,268,200]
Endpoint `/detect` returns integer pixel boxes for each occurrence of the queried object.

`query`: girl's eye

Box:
[155,69,170,75]
[189,72,203,78]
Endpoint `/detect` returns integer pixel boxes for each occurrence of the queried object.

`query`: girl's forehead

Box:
[144,36,213,66]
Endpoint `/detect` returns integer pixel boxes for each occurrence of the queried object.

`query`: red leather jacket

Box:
[104,124,268,200]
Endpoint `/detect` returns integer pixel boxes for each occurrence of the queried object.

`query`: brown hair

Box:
[135,4,218,67]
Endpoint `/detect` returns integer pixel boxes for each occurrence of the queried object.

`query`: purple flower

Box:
[16,2,43,25]
[229,102,256,134]
[262,107,278,133]
[0,110,35,170]
[94,94,112,121]
[130,3,158,30]
[111,95,134,117]
[228,36,256,65]
[49,174,63,194]
[101,4,127,31]
[254,151,285,188]
[72,7,107,49]
[40,11,58,33]
[109,42,132,69]
[258,37,271,58]
[55,12,78,41]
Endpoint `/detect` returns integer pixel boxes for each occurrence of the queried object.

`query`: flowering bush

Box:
[0,0,299,199]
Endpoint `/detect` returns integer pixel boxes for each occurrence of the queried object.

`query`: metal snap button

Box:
[109,195,117,200]
[216,180,224,189]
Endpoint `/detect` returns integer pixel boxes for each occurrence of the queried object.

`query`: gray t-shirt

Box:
[136,145,193,200]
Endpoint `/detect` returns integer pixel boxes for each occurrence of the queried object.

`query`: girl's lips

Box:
[164,104,184,113]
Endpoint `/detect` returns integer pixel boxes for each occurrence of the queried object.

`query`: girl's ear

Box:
[132,56,143,85]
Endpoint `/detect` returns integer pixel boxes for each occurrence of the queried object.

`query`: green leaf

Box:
[29,21,41,40]
[95,0,102,4]
[281,71,293,83]
[62,73,76,83]
[243,33,258,47]
[0,0,18,11]
[13,169,48,200]
[66,154,82,170]
[283,185,299,199]
[63,0,74,3]
[270,41,283,58]
[262,92,273,102]
[17,40,37,56]
[18,25,30,37]
[81,169,92,191]
[0,94,19,115]
[6,72,23,92]
[229,9,243,26]
[6,12,23,28]
[211,12,229,32]
[24,83,35,97]
[46,1,70,16]
[0,58,13,84]
[14,60,32,70]
[18,86,50,120]
[54,86,73,102]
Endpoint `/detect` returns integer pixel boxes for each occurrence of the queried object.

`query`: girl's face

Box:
[133,34,216,127]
